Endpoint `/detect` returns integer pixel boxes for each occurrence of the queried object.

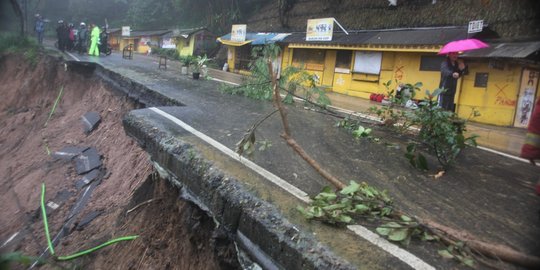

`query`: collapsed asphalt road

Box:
[64,51,540,269]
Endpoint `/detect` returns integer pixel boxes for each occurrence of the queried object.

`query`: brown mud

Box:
[0,54,239,270]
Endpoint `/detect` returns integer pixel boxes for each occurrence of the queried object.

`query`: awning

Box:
[287,43,440,53]
[461,41,540,59]
[218,32,290,47]
[216,37,252,47]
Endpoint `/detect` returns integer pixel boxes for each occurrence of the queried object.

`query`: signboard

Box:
[514,69,539,128]
[468,20,483,33]
[306,18,334,41]
[231,24,247,42]
[122,26,130,36]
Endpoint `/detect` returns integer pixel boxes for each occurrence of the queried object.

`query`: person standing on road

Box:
[67,23,76,51]
[77,22,88,54]
[521,97,540,195]
[438,52,467,112]
[34,14,45,45]
[88,23,100,56]
[56,20,68,52]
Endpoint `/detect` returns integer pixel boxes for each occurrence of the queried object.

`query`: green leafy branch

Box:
[298,182,478,267]
[297,181,393,225]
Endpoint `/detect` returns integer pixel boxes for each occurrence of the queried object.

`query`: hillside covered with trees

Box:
[3,0,539,39]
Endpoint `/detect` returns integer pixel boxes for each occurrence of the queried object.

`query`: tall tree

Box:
[9,0,24,36]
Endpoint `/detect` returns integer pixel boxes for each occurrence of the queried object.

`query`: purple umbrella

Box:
[438,38,489,55]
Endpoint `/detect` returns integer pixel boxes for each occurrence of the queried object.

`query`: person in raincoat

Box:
[88,23,100,56]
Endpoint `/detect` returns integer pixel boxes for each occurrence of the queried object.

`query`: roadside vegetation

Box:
[0,32,40,66]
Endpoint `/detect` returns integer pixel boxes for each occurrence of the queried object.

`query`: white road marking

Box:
[149,107,310,203]
[347,225,436,270]
[477,145,529,163]
[211,77,240,86]
[1,232,19,248]
[65,51,81,62]
[148,107,435,269]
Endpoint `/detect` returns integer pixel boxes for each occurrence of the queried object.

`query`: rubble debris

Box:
[51,146,90,160]
[76,210,104,231]
[74,147,102,174]
[75,168,102,190]
[81,111,101,134]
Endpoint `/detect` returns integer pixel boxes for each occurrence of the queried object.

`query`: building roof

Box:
[281,26,470,46]
[164,27,214,39]
[124,30,172,38]
[107,28,122,34]
[218,32,291,46]
[461,41,540,59]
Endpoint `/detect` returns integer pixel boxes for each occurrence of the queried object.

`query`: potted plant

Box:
[191,55,208,80]
[180,55,193,75]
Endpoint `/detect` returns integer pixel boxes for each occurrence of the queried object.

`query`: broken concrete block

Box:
[76,210,103,231]
[81,112,101,134]
[51,146,90,160]
[75,168,102,189]
[74,147,101,175]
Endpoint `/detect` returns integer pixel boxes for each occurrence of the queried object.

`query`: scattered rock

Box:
[51,146,90,160]
[76,210,104,231]
[74,147,102,174]
[81,111,101,134]
[75,168,102,189]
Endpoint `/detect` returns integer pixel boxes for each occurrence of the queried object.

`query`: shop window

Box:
[474,72,489,87]
[292,49,325,71]
[335,50,352,73]
[353,51,382,75]
[420,55,445,71]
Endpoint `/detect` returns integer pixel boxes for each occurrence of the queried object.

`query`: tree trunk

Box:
[9,0,25,36]
[267,59,346,190]
[417,217,540,269]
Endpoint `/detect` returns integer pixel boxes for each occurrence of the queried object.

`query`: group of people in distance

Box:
[34,13,104,56]
[55,19,102,56]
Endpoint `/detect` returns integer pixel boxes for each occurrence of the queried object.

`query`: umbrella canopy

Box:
[438,38,489,55]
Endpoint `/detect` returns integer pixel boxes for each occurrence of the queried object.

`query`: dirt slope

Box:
[0,54,238,270]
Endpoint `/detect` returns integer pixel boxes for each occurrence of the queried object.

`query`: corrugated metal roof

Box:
[218,32,291,45]
[125,30,172,38]
[461,41,540,58]
[281,27,469,46]
[163,27,214,38]
[107,28,121,34]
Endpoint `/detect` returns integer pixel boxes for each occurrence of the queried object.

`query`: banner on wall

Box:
[306,18,334,41]
[139,37,150,46]
[162,38,176,49]
[514,69,539,128]
[231,24,247,42]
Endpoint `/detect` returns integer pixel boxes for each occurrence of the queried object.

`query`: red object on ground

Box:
[370,93,376,101]
[521,98,540,160]
[376,94,385,103]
